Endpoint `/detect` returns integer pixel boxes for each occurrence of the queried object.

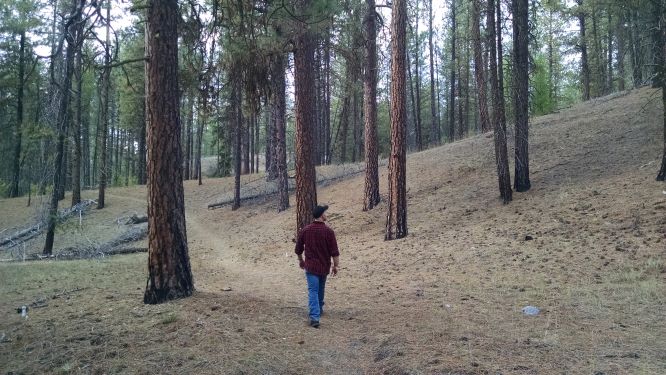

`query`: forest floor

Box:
[1,87,665,374]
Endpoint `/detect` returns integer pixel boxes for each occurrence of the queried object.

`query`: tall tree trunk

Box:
[272,54,289,211]
[250,110,255,173]
[184,94,193,180]
[363,0,380,211]
[242,106,250,174]
[428,0,439,145]
[386,0,408,240]
[472,0,490,133]
[488,0,512,204]
[590,3,606,96]
[352,87,362,162]
[138,96,147,185]
[294,0,318,234]
[72,40,83,206]
[577,0,591,100]
[462,6,471,138]
[513,0,530,192]
[617,11,626,91]
[9,30,26,198]
[656,8,666,180]
[324,30,332,164]
[233,76,243,210]
[144,0,194,304]
[629,10,643,87]
[547,6,555,104]
[97,2,111,209]
[339,79,350,162]
[197,98,204,184]
[607,11,613,93]
[650,0,664,89]
[413,3,423,148]
[44,0,84,255]
[448,0,457,142]
[407,51,421,150]
[496,0,507,130]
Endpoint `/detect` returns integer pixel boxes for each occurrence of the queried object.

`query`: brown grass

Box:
[1,87,666,374]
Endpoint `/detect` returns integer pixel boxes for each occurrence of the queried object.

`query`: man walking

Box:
[295,204,340,328]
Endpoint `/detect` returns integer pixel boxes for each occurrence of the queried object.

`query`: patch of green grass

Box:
[161,312,179,324]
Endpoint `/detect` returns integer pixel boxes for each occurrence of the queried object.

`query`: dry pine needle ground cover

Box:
[1,87,665,374]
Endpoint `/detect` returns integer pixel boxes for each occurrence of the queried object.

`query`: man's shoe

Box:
[309,320,320,328]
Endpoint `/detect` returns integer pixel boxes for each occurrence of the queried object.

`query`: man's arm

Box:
[331,256,339,276]
[329,229,340,275]
[295,229,305,268]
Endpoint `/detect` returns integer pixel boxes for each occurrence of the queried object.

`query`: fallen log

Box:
[0,199,96,249]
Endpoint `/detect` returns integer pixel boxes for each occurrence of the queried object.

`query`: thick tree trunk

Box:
[513,0,531,192]
[472,0,490,133]
[44,0,84,255]
[294,0,318,233]
[363,0,380,211]
[428,0,439,145]
[144,0,194,304]
[448,0,457,142]
[386,0,408,240]
[488,0,512,204]
[577,1,591,101]
[9,30,26,198]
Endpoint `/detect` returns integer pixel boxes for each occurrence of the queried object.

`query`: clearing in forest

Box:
[1,87,665,374]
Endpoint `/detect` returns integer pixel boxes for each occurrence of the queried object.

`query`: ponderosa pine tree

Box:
[448,0,457,142]
[363,0,380,211]
[386,0,408,240]
[488,0,512,204]
[428,0,439,145]
[271,53,289,211]
[513,0,531,192]
[44,0,85,255]
[294,0,318,233]
[97,1,111,209]
[472,0,490,133]
[144,0,194,304]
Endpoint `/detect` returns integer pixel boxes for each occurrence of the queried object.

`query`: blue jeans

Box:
[305,272,327,321]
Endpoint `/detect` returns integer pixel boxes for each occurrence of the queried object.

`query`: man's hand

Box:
[299,259,305,269]
[331,265,338,276]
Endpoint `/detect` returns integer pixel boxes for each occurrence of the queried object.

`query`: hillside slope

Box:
[1,87,665,374]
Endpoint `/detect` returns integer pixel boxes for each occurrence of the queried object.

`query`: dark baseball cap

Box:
[313,204,329,218]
